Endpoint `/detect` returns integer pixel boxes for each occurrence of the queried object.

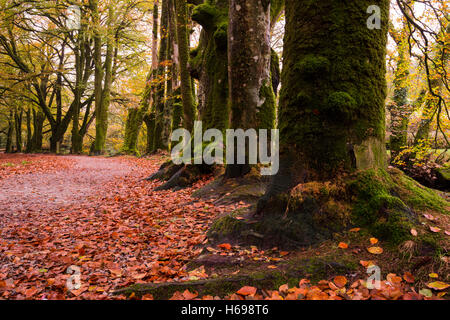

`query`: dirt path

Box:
[0,156,135,216]
[0,154,230,300]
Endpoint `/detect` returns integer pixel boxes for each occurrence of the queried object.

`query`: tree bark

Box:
[259,0,389,210]
[225,0,276,178]
[175,0,196,133]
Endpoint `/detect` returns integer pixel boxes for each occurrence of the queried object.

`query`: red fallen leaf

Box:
[182,290,198,300]
[430,226,441,233]
[403,272,415,283]
[280,251,289,257]
[279,284,289,293]
[423,214,436,221]
[402,293,422,300]
[338,242,348,249]
[141,294,154,300]
[445,230,450,236]
[236,286,257,296]
[24,287,38,298]
[370,238,379,245]
[334,276,348,288]
[218,243,232,251]
[349,228,361,232]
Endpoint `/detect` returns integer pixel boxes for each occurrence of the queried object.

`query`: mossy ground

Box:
[208,168,448,249]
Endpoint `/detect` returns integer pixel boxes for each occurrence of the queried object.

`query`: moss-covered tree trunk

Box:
[122,1,159,155]
[388,15,412,162]
[258,0,389,213]
[191,0,229,131]
[225,0,276,178]
[175,0,196,133]
[91,1,114,155]
[153,0,171,151]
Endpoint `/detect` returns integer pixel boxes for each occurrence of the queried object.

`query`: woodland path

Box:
[0,156,134,216]
[0,154,227,299]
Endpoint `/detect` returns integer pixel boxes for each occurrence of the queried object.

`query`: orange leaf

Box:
[367,247,383,255]
[279,284,289,293]
[349,228,361,232]
[410,229,418,237]
[403,272,415,283]
[334,276,348,288]
[237,286,257,296]
[370,238,379,245]
[182,290,198,300]
[338,242,348,249]
[218,243,232,250]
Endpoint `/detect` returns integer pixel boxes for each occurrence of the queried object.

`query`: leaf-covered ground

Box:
[0,154,448,300]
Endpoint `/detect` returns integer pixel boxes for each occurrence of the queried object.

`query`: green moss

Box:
[349,169,415,245]
[192,3,221,30]
[257,80,277,130]
[389,168,448,213]
[326,91,357,121]
[295,55,330,77]
[279,0,389,177]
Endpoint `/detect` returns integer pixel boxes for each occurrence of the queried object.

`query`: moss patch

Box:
[208,169,449,248]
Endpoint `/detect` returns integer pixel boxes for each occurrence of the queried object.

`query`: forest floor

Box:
[0,154,448,300]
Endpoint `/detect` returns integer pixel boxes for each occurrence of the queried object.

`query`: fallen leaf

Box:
[334,276,348,288]
[338,242,348,249]
[429,227,441,233]
[218,243,232,251]
[237,286,257,296]
[367,247,383,255]
[182,290,199,300]
[370,238,379,245]
[410,229,418,237]
[403,272,415,283]
[427,281,450,291]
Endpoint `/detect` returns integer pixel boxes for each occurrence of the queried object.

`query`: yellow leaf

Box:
[427,281,449,291]
[367,247,383,255]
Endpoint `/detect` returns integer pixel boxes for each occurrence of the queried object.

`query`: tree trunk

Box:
[388,12,412,162]
[121,1,159,155]
[153,0,171,151]
[191,0,230,132]
[14,108,23,153]
[259,0,389,207]
[25,108,32,153]
[91,0,114,155]
[31,109,44,152]
[5,110,13,153]
[225,0,276,178]
[175,0,196,133]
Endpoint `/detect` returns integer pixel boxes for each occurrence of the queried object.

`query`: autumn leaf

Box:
[427,281,450,291]
[182,290,199,300]
[349,228,360,232]
[338,242,348,249]
[367,247,383,255]
[333,276,348,288]
[370,238,379,245]
[218,243,232,251]
[403,272,415,283]
[236,286,257,296]
[429,226,441,233]
[410,229,418,237]
[429,273,438,279]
